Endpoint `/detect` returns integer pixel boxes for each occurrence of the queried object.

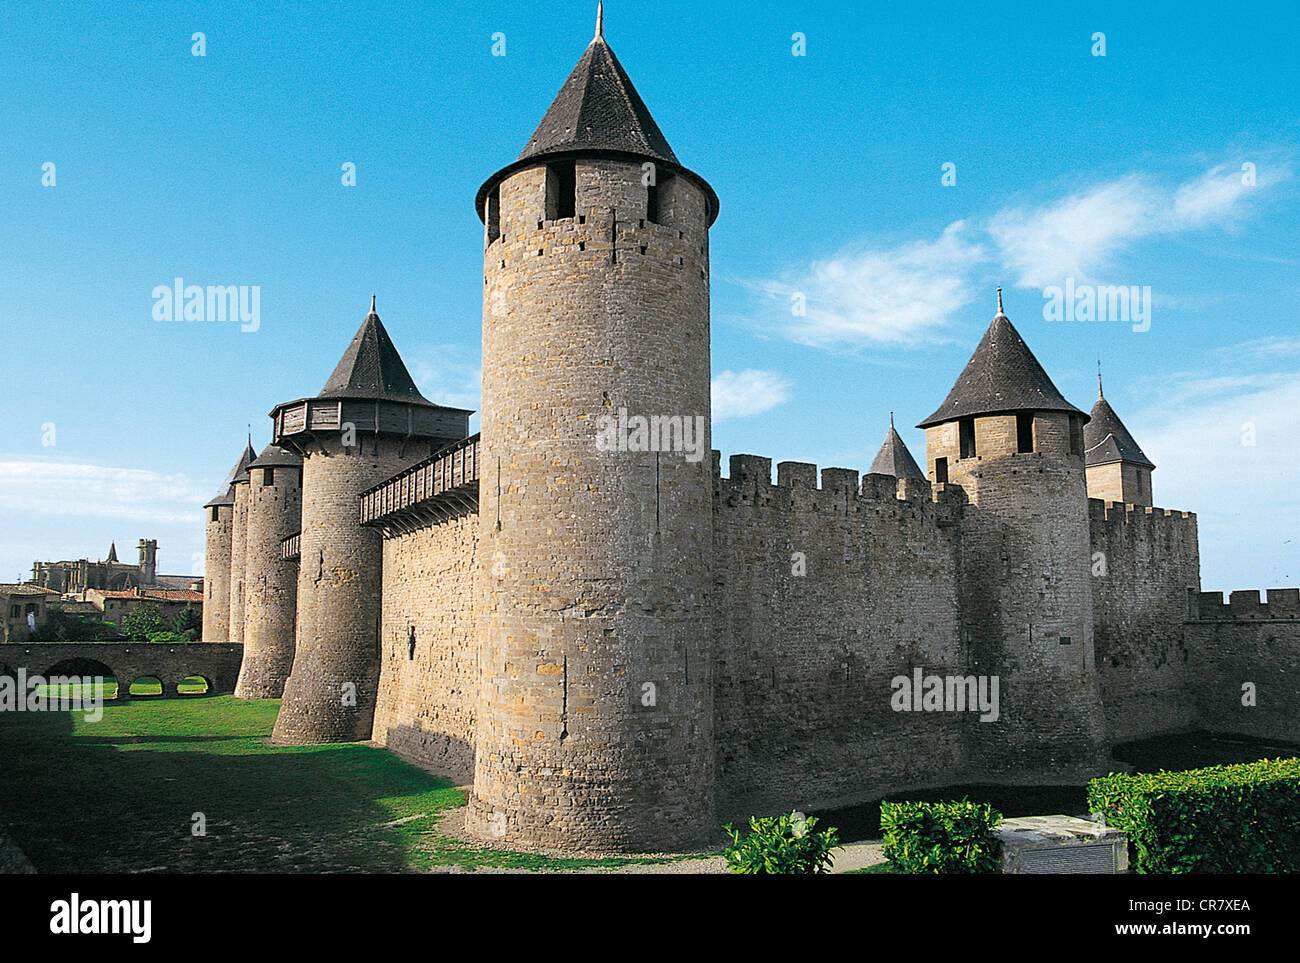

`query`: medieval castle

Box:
[201,13,1299,853]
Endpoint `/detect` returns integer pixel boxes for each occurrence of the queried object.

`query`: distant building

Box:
[0,585,60,643]
[30,539,201,595]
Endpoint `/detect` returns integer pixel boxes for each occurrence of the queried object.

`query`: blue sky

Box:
[1,0,1296,592]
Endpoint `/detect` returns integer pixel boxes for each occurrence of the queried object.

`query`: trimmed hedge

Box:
[1087,757,1300,873]
[723,811,840,874]
[880,799,1002,873]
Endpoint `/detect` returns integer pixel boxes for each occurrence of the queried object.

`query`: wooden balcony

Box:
[359,433,480,533]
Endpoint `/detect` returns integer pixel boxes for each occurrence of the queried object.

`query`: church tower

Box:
[918,291,1109,776]
[468,9,720,851]
[235,443,303,699]
[1083,378,1155,506]
[269,300,470,744]
[202,441,255,643]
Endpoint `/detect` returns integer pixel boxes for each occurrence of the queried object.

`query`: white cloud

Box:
[0,461,208,523]
[712,369,793,421]
[742,221,984,348]
[406,343,482,413]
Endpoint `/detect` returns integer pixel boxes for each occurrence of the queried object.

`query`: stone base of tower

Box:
[233,642,294,700]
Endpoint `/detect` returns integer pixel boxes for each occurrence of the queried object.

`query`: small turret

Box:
[1084,373,1155,507]
[227,437,257,648]
[868,413,925,480]
[202,442,256,644]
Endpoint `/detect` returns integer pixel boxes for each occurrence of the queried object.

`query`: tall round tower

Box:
[269,299,471,744]
[234,443,303,699]
[227,443,254,647]
[918,291,1109,776]
[467,13,719,851]
[201,442,255,643]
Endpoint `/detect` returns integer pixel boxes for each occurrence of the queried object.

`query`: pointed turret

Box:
[869,414,925,480]
[919,294,1086,429]
[317,299,433,404]
[106,542,118,564]
[1084,378,1155,506]
[476,11,718,226]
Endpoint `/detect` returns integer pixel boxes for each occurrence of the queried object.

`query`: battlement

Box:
[712,450,964,525]
[1088,498,1196,529]
[1192,588,1300,620]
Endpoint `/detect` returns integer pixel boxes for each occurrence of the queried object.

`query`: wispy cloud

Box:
[712,369,793,421]
[0,460,208,523]
[741,155,1289,349]
[406,343,483,413]
[740,221,984,348]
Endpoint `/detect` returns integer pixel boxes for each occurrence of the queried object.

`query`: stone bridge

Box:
[0,642,243,698]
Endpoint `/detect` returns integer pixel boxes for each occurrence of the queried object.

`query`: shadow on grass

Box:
[0,698,461,873]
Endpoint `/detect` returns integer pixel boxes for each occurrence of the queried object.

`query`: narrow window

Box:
[959,418,976,459]
[646,182,659,224]
[262,467,273,485]
[934,457,948,484]
[407,626,416,661]
[549,160,576,219]
[210,506,218,522]
[1016,412,1034,453]
[9,605,18,618]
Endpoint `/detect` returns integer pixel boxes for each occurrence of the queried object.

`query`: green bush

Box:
[723,811,839,874]
[120,603,166,640]
[145,630,189,644]
[880,799,1002,873]
[1087,757,1300,873]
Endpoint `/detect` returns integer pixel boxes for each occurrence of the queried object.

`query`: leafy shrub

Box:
[880,799,1002,873]
[1087,757,1300,873]
[145,630,189,644]
[120,603,165,640]
[173,603,202,639]
[723,811,839,874]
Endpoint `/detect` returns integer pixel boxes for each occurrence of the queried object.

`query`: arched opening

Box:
[128,676,164,698]
[40,658,119,702]
[177,675,211,696]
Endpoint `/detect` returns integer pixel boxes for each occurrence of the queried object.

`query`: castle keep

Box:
[202,15,1300,853]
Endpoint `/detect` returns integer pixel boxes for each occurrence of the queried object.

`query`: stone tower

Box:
[869,414,926,481]
[234,443,303,699]
[227,441,255,647]
[201,443,255,643]
[467,12,720,851]
[1083,378,1155,506]
[918,292,1108,776]
[137,539,157,587]
[270,299,470,744]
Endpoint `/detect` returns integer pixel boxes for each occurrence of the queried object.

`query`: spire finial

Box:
[595,1,604,40]
[890,410,895,429]
[370,293,377,315]
[996,286,1004,316]
[1097,357,1103,398]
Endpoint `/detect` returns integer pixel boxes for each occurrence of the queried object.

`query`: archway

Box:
[40,657,119,702]
[128,676,164,698]
[178,675,211,696]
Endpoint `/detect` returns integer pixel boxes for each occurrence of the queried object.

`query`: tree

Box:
[174,603,202,641]
[120,603,166,640]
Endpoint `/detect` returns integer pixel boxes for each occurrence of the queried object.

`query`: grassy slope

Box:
[0,696,689,873]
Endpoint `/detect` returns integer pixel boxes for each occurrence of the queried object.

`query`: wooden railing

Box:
[281,532,301,560]
[359,433,480,526]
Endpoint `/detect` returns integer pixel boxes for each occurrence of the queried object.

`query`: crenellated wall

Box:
[1089,500,1201,742]
[710,452,969,819]
[1187,589,1300,741]
[372,512,479,782]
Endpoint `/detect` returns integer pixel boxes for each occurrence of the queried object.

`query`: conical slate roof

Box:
[475,10,718,226]
[517,32,678,165]
[918,298,1087,428]
[205,441,255,506]
[248,443,303,470]
[869,418,926,480]
[318,300,433,406]
[1084,392,1154,469]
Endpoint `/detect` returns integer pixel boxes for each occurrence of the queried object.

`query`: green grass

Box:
[0,695,695,873]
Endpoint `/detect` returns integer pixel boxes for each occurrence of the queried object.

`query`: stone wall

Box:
[1187,589,1300,741]
[1089,500,1200,742]
[0,642,244,695]
[711,454,967,820]
[228,481,250,645]
[372,511,479,781]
